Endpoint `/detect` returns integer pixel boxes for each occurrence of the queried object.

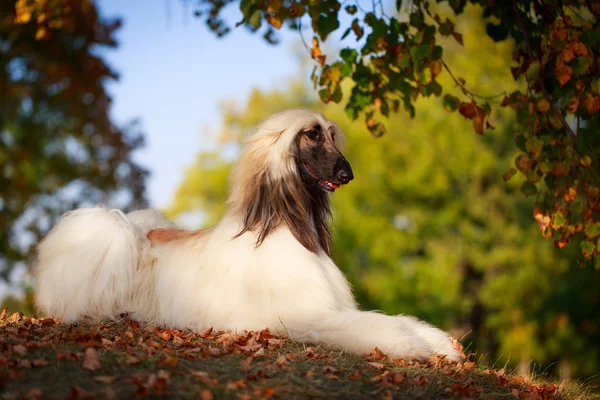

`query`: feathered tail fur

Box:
[34,207,171,322]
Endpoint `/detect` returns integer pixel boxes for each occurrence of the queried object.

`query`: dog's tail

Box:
[34,207,173,322]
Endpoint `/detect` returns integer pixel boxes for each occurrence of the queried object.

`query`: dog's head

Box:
[228,109,353,255]
[295,120,353,193]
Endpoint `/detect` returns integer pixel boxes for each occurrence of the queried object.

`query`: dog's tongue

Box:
[321,181,341,190]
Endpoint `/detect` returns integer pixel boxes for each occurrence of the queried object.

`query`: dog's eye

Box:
[305,129,321,141]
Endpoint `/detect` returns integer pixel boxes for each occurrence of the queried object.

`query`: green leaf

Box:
[409,44,430,62]
[319,88,330,102]
[331,85,343,103]
[409,12,423,29]
[443,95,460,112]
[432,45,443,60]
[341,27,352,40]
[520,181,537,196]
[581,240,596,257]
[526,136,544,160]
[248,9,262,29]
[486,21,509,42]
[317,17,340,41]
[418,67,433,85]
[552,212,565,229]
[585,222,600,238]
[396,52,411,69]
[572,55,593,76]
[340,48,358,64]
[503,167,517,181]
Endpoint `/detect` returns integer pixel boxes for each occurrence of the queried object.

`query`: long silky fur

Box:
[34,109,463,362]
[228,111,341,255]
[232,155,332,255]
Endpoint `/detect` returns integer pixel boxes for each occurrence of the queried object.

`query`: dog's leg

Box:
[286,310,461,361]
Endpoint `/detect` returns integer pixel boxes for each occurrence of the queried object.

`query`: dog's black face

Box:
[296,123,354,193]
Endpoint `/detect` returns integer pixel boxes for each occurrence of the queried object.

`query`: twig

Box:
[512,0,579,145]
[297,16,311,55]
[440,58,507,101]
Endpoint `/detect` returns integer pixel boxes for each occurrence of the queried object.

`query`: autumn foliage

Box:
[194,0,600,264]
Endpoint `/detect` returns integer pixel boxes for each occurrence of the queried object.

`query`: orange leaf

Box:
[554,64,572,87]
[459,102,477,119]
[583,93,600,115]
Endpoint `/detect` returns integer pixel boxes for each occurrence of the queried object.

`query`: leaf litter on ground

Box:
[0,308,594,399]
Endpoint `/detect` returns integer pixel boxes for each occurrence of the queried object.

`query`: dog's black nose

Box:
[335,157,354,184]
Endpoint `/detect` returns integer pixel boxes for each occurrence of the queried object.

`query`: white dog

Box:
[35,109,461,361]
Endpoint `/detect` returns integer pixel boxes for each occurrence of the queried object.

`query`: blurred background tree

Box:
[0,0,147,282]
[166,6,600,380]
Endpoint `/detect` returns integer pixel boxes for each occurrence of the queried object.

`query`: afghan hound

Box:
[34,109,461,361]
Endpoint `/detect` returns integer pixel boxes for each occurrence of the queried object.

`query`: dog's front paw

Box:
[413,322,463,361]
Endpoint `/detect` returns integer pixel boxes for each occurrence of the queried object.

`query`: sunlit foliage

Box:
[194,0,600,263]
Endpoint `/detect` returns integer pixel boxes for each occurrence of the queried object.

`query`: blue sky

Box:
[98,0,301,207]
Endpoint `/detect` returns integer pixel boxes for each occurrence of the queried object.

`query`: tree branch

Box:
[440,59,507,101]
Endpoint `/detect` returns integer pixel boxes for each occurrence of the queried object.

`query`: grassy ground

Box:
[0,309,594,399]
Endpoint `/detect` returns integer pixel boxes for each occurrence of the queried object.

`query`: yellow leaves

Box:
[35,27,48,40]
[264,0,283,30]
[580,155,592,167]
[311,37,326,65]
[564,187,577,202]
[525,136,543,160]
[430,60,442,77]
[265,14,282,29]
[14,0,34,23]
[536,98,550,113]
[13,0,73,40]
[265,0,281,14]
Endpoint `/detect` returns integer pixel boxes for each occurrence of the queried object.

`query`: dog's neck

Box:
[232,172,332,256]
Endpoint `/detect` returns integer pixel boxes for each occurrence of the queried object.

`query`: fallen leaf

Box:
[367,361,386,370]
[157,355,178,367]
[275,354,289,367]
[32,357,49,367]
[225,379,247,390]
[124,356,140,365]
[93,376,117,384]
[254,387,275,397]
[82,348,102,371]
[348,369,362,381]
[463,361,476,370]
[67,386,96,400]
[200,389,214,400]
[23,389,43,400]
[13,344,27,355]
[390,371,406,384]
[369,347,387,361]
